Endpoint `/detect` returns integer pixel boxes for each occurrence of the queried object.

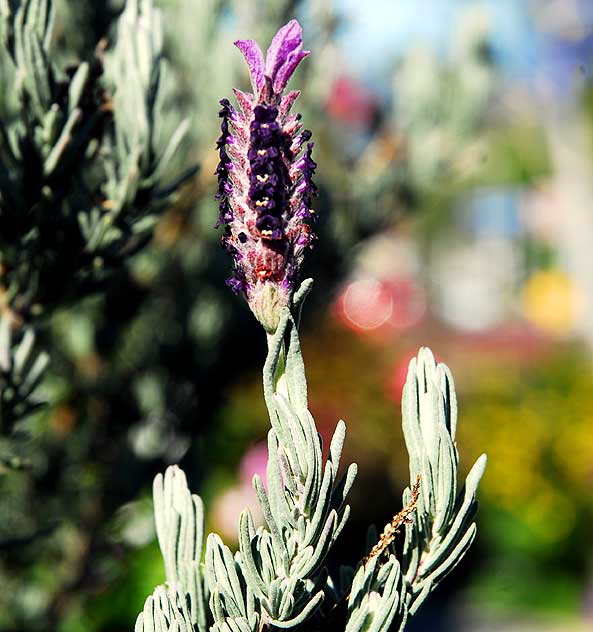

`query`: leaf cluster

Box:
[0,0,194,322]
[0,0,195,448]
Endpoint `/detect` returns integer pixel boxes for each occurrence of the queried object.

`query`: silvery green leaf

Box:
[345,555,407,632]
[205,533,260,632]
[134,586,193,632]
[400,348,486,617]
[101,0,195,225]
[153,465,208,630]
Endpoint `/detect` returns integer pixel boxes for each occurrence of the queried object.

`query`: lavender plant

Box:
[136,21,486,632]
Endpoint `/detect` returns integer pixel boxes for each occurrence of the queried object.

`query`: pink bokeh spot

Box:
[239,441,269,488]
[336,277,426,334]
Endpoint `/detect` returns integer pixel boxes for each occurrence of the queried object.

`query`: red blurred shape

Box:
[336,277,426,335]
[338,279,394,331]
[239,442,268,488]
[384,278,426,330]
[326,75,379,126]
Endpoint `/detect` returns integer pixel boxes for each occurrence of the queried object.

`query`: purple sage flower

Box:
[215,20,317,332]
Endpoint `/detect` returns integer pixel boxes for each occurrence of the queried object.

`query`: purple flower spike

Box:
[216,21,316,332]
[265,19,310,94]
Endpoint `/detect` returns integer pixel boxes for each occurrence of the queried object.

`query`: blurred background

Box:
[2,0,593,630]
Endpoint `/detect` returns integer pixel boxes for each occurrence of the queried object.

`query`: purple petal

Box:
[265,20,310,94]
[272,49,309,94]
[235,39,265,94]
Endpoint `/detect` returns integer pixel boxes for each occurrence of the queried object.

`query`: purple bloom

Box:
[265,20,310,95]
[215,20,317,331]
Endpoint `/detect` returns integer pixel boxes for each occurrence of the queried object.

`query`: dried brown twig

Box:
[365,476,421,563]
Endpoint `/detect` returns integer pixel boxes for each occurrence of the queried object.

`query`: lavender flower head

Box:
[215,20,317,332]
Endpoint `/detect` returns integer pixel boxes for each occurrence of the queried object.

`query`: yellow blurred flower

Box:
[521,269,582,335]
